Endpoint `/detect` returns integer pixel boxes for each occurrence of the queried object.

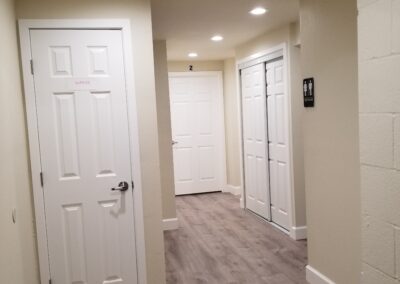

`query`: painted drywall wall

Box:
[358,0,400,282]
[15,0,166,283]
[168,60,224,72]
[153,40,177,220]
[235,23,306,228]
[0,0,40,283]
[300,0,361,283]
[223,58,241,188]
[288,22,307,229]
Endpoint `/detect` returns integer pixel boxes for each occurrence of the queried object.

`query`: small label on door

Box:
[303,78,315,108]
[67,78,99,91]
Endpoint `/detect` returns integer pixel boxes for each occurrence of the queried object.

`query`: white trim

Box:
[168,71,227,195]
[235,62,245,210]
[235,43,297,240]
[224,184,242,196]
[306,266,336,284]
[289,226,307,240]
[163,218,179,231]
[18,19,147,284]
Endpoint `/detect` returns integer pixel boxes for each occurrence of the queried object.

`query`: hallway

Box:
[164,193,307,284]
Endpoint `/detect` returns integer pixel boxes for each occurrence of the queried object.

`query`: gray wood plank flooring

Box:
[164,193,308,284]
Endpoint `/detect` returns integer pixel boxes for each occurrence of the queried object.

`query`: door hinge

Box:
[131,180,134,190]
[40,172,44,187]
[30,59,34,75]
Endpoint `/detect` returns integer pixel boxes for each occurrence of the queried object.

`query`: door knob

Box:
[172,140,178,145]
[111,181,129,192]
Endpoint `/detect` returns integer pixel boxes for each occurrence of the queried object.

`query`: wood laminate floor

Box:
[164,193,307,284]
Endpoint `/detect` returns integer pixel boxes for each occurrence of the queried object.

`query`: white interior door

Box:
[241,63,271,220]
[30,29,138,284]
[266,58,290,230]
[169,72,225,195]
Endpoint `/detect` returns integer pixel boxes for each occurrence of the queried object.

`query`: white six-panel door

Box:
[30,29,138,284]
[241,63,271,220]
[266,58,290,230]
[169,72,225,195]
[241,58,290,231]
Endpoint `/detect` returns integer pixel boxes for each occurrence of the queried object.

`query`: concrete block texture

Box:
[359,114,394,168]
[396,228,400,278]
[361,166,400,226]
[359,0,400,282]
[393,0,400,53]
[395,116,400,170]
[362,263,398,284]
[358,0,379,9]
[359,56,400,113]
[362,216,396,277]
[358,0,391,60]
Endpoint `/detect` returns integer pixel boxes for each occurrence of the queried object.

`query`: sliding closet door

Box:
[241,63,271,220]
[266,58,290,230]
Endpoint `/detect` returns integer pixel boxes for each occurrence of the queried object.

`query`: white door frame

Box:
[19,19,147,284]
[168,71,227,195]
[235,43,296,238]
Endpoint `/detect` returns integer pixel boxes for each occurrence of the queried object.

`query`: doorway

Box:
[239,46,292,231]
[168,72,226,196]
[19,20,146,284]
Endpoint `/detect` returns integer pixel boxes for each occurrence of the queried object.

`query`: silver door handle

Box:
[172,141,178,145]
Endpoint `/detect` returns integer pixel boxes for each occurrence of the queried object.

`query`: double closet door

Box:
[241,58,290,230]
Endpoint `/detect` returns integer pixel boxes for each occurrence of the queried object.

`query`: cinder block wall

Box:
[358,0,400,282]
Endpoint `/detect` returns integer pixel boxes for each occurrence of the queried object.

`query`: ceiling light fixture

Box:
[188,52,198,58]
[211,35,224,42]
[250,7,268,15]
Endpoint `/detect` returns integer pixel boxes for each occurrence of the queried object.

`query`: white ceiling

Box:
[151,0,299,61]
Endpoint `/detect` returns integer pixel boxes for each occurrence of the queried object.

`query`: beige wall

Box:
[15,0,166,283]
[153,40,177,220]
[168,60,224,72]
[358,0,400,282]
[0,0,40,283]
[300,0,361,283]
[235,24,306,227]
[289,22,307,228]
[235,25,291,60]
[223,58,241,187]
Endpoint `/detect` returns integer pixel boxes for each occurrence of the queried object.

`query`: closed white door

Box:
[266,58,290,230]
[169,73,225,195]
[241,63,271,220]
[31,29,138,284]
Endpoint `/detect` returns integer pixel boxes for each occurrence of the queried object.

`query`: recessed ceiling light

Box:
[188,52,198,58]
[250,7,268,15]
[211,35,224,42]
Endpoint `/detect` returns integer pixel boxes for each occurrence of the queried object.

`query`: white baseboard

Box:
[290,226,307,240]
[240,197,245,209]
[224,184,242,196]
[163,218,179,231]
[306,265,335,284]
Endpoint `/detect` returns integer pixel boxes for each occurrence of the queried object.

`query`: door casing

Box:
[19,19,147,284]
[236,43,296,239]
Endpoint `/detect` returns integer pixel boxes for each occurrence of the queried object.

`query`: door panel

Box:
[30,29,137,284]
[266,58,290,230]
[169,74,224,195]
[241,63,271,220]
